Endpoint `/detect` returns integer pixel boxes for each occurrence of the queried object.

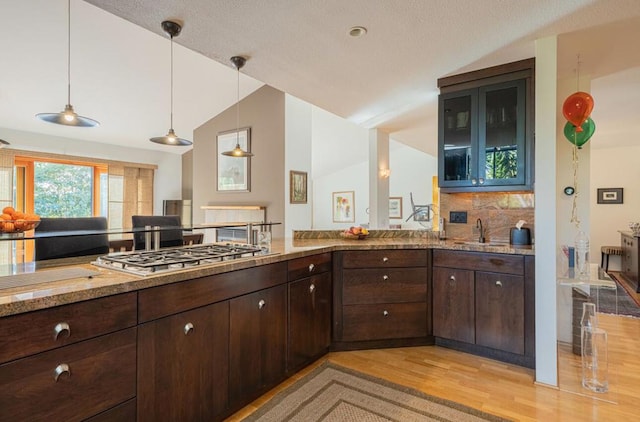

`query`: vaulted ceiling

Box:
[1,0,639,157]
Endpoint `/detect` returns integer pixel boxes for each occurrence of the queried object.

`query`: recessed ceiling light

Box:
[349,26,367,37]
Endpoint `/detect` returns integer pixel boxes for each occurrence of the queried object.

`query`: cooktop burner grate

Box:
[93,243,264,276]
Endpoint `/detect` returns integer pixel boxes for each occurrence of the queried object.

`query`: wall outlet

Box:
[449,211,467,224]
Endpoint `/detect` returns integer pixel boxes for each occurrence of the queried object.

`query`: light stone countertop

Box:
[0,237,534,317]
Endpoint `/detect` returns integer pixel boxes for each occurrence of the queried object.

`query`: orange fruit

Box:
[0,213,11,220]
[14,219,26,230]
[25,214,40,221]
[12,211,24,220]
[2,206,15,215]
[3,222,15,232]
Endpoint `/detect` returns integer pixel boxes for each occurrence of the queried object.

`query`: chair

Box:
[183,233,204,246]
[132,215,183,250]
[109,238,134,252]
[35,217,110,261]
[600,245,623,272]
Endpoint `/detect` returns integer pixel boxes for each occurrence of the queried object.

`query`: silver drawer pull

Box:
[258,299,266,309]
[495,280,503,287]
[54,363,70,382]
[184,322,194,335]
[382,275,389,281]
[308,263,315,272]
[383,310,389,317]
[382,257,389,263]
[449,275,456,282]
[309,283,315,293]
[54,322,70,340]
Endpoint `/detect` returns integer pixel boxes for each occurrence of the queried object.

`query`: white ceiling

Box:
[1,0,639,157]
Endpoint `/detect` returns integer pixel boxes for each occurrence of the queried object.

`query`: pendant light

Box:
[221,56,253,157]
[150,20,192,146]
[36,0,99,127]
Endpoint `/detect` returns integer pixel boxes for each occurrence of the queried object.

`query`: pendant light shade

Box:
[221,56,253,157]
[150,20,192,146]
[36,0,99,128]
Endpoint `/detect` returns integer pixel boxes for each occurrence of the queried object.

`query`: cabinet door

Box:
[432,267,475,343]
[288,272,332,371]
[229,284,287,405]
[137,302,229,422]
[475,271,524,355]
[478,79,526,187]
[438,89,478,188]
[0,328,136,422]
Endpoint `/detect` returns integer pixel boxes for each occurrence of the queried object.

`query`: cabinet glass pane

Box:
[483,86,518,181]
[442,96,472,182]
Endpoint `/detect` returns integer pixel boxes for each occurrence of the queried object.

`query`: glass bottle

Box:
[581,302,608,392]
[575,230,590,279]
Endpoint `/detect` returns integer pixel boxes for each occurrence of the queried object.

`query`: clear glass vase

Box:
[580,302,608,392]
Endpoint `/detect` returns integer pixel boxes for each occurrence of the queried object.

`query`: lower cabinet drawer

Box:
[342,302,427,341]
[343,268,427,304]
[0,328,137,422]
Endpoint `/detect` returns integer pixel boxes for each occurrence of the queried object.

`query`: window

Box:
[0,150,156,264]
[14,157,108,218]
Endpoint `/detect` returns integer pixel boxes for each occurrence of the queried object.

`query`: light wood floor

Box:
[227,313,639,421]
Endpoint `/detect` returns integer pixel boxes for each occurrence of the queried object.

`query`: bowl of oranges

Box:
[0,207,40,234]
[341,226,369,240]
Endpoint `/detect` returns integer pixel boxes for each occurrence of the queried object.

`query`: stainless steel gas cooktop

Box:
[93,243,264,276]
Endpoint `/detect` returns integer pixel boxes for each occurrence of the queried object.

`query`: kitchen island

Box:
[0,234,534,422]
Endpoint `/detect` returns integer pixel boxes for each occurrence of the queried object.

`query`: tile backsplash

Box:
[440,192,535,243]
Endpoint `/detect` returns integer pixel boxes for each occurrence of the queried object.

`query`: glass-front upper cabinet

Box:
[437,59,534,192]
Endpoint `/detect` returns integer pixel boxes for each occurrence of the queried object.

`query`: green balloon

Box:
[564,118,596,149]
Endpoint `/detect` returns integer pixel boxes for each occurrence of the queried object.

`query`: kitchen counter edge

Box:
[0,237,533,317]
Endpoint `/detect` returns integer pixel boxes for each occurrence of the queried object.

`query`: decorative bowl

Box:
[630,222,640,235]
[0,219,40,233]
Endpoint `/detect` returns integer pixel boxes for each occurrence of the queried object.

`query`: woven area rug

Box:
[597,271,640,318]
[242,362,511,422]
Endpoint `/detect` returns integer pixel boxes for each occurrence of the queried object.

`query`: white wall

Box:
[590,145,640,271]
[389,141,438,229]
[0,127,183,215]
[313,160,369,229]
[535,36,559,386]
[284,95,313,235]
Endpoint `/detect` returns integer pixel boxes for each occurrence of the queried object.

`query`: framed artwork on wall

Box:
[332,191,354,223]
[217,127,251,192]
[290,171,308,204]
[389,197,403,219]
[597,188,623,204]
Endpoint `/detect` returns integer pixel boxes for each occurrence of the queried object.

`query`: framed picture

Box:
[290,170,308,204]
[389,197,403,219]
[332,191,355,223]
[597,188,623,204]
[217,127,251,192]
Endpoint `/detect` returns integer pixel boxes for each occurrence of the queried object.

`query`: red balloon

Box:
[562,92,594,132]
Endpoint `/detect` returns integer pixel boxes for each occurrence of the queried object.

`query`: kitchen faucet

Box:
[476,218,485,243]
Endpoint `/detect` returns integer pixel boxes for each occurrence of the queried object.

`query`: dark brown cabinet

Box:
[0,294,137,422]
[621,232,640,292]
[288,253,332,372]
[475,271,524,355]
[229,284,287,406]
[333,249,430,349]
[137,302,229,422]
[432,267,474,344]
[438,58,534,192]
[432,249,535,368]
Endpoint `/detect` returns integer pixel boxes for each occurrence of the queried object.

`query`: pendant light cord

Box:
[170,32,174,131]
[236,63,240,147]
[67,0,71,105]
